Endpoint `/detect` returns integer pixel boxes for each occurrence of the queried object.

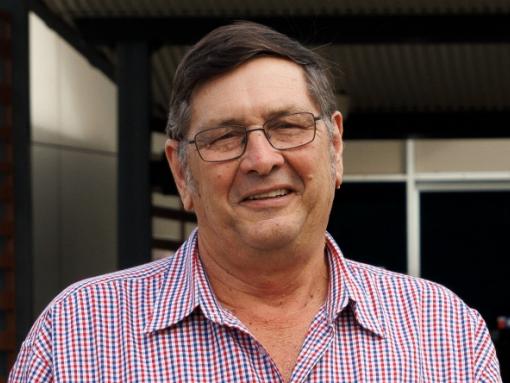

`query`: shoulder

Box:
[345,259,478,320]
[30,232,199,333]
[326,233,477,322]
[49,257,172,307]
[21,257,178,348]
[344,260,501,380]
[347,258,457,297]
[29,255,189,333]
[346,258,444,292]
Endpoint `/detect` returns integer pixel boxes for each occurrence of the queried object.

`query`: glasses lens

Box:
[264,113,316,149]
[195,126,245,161]
[192,113,317,162]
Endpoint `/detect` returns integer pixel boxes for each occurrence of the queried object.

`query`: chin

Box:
[238,222,302,251]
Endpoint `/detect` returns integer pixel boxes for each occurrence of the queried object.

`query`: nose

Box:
[239,128,284,175]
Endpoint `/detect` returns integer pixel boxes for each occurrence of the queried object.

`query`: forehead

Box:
[188,57,317,131]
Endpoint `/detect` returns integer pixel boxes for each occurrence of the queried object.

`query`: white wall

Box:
[415,138,510,172]
[343,138,510,175]
[343,140,405,175]
[30,13,118,315]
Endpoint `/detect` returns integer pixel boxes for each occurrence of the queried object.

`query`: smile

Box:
[245,189,290,201]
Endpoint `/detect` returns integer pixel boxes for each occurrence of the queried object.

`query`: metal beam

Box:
[74,14,510,45]
[343,111,510,139]
[151,111,510,140]
[117,42,152,269]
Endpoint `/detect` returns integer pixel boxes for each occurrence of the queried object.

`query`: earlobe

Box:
[164,139,194,211]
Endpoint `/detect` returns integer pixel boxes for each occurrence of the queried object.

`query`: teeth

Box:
[247,189,289,200]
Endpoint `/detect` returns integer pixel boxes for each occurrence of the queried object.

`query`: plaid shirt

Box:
[10,230,501,382]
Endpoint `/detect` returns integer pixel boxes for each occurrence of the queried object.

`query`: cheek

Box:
[198,166,237,201]
[215,172,227,183]
[306,154,336,192]
[303,149,331,180]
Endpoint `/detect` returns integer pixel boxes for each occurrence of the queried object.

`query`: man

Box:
[10,22,501,382]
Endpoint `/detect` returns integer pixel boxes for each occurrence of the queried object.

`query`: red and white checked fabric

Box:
[10,230,501,382]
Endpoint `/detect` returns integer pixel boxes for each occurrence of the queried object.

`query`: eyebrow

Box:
[200,105,310,129]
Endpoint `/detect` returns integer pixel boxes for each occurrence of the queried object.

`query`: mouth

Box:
[244,188,291,201]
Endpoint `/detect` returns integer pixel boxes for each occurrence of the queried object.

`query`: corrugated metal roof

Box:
[327,43,510,112]
[45,0,510,18]
[40,0,510,120]
[152,43,510,117]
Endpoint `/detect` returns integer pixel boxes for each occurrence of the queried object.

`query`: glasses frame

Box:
[184,112,322,163]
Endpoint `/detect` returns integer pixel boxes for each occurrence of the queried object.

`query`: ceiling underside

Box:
[36,0,510,137]
[152,43,510,115]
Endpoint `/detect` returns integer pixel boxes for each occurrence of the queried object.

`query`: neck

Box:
[197,233,329,314]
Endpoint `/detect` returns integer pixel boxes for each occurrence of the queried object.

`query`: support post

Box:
[1,0,33,357]
[117,42,151,269]
[406,139,420,277]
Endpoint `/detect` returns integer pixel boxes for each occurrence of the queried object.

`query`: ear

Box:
[330,111,344,188]
[164,139,194,211]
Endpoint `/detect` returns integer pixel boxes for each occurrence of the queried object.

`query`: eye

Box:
[211,131,238,143]
[266,114,312,131]
[271,121,298,130]
[198,127,244,149]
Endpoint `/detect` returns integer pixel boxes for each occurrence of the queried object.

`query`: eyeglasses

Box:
[184,112,321,162]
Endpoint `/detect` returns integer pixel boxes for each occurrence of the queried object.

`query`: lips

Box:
[244,188,290,201]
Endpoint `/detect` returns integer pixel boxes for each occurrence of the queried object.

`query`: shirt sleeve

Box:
[470,309,502,383]
[8,309,54,383]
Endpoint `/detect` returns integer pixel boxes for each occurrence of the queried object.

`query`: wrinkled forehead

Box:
[187,57,319,133]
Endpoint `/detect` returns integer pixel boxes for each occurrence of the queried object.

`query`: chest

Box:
[52,313,475,383]
[231,303,324,382]
[249,322,311,382]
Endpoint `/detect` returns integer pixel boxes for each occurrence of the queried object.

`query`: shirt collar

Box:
[144,230,199,333]
[144,229,243,333]
[325,232,386,338]
[145,230,385,338]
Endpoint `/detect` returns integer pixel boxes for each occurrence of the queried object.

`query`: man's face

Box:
[166,57,343,252]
